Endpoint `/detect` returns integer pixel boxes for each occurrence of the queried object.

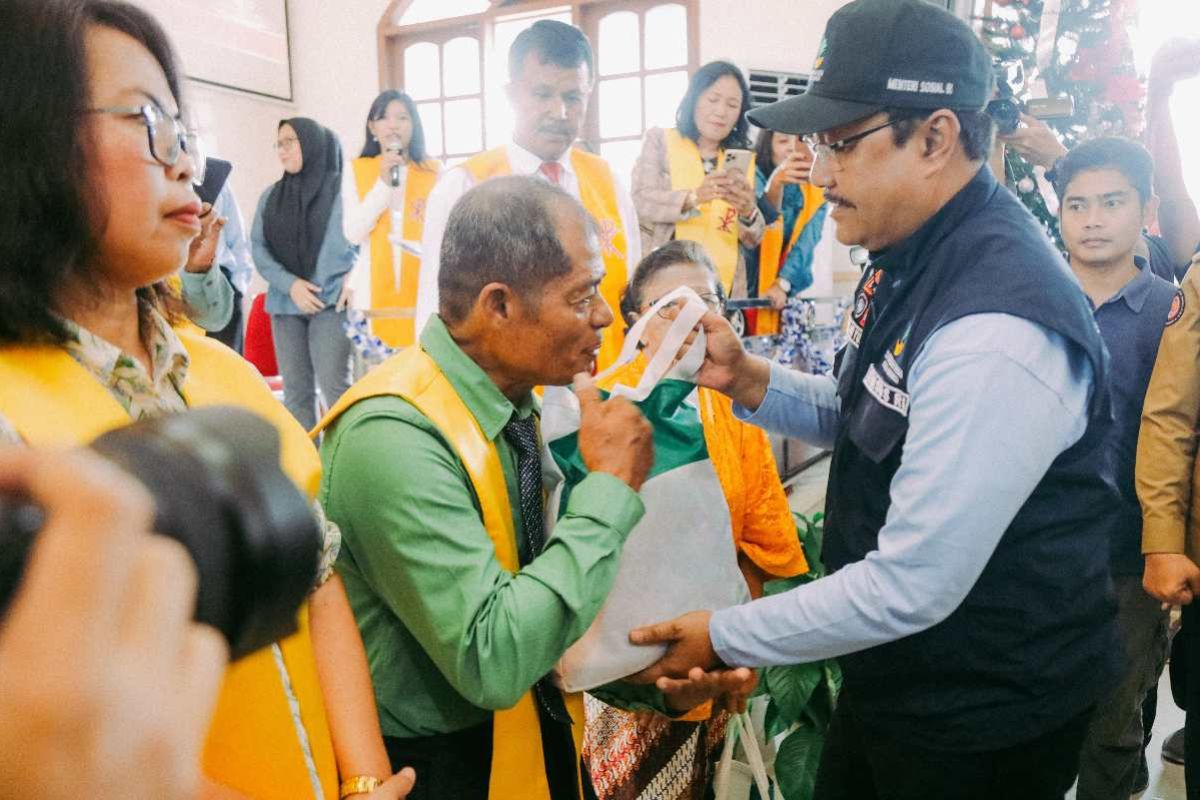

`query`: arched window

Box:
[379,0,697,174]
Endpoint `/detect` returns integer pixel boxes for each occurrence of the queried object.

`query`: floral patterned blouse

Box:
[0,310,340,584]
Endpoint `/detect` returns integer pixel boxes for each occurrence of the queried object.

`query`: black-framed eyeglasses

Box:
[645,292,724,318]
[802,116,909,171]
[86,103,207,184]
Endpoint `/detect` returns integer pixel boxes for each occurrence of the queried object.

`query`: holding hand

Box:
[627,610,720,681]
[765,283,788,310]
[336,274,355,312]
[185,202,228,273]
[769,149,814,190]
[0,447,228,800]
[695,172,727,206]
[718,171,757,218]
[289,278,326,314]
[573,372,654,491]
[997,114,1066,170]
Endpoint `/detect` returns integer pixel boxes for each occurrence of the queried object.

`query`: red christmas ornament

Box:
[1010,23,1026,38]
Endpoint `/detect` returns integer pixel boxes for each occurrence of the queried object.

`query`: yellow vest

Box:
[461,146,630,371]
[351,157,440,349]
[756,183,826,334]
[665,128,756,293]
[313,347,586,800]
[0,331,338,799]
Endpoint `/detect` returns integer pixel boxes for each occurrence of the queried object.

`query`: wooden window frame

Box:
[378,0,699,159]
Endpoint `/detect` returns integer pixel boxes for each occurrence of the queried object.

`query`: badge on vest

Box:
[863,363,910,417]
[847,269,885,348]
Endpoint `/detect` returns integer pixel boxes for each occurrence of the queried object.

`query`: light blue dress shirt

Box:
[709,312,1095,666]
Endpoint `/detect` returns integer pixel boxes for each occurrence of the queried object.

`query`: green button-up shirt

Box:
[319,317,654,738]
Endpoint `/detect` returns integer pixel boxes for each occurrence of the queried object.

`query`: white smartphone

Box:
[723,148,753,176]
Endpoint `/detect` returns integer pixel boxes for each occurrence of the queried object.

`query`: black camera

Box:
[987,60,1024,136]
[0,407,322,660]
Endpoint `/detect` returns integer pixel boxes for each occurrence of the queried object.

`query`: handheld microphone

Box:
[385,137,404,187]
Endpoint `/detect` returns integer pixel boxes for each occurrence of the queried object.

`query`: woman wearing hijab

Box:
[253,117,357,429]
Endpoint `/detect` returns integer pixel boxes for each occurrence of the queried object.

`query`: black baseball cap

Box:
[747,0,994,136]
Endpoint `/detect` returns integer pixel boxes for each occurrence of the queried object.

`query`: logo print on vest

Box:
[863,364,910,417]
[848,269,884,346]
[409,198,426,223]
[1167,288,1185,327]
[717,207,738,233]
[596,218,621,258]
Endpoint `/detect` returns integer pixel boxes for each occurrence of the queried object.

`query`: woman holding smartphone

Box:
[342,91,441,348]
[630,61,763,296]
[747,128,827,335]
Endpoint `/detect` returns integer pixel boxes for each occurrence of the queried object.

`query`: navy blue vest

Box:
[825,166,1121,751]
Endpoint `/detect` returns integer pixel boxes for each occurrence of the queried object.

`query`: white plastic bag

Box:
[543,287,751,692]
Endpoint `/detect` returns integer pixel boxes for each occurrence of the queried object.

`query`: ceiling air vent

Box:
[748,70,809,108]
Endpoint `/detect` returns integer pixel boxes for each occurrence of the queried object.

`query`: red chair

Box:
[243,293,283,393]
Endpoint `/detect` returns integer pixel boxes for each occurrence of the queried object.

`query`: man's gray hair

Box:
[439,175,595,324]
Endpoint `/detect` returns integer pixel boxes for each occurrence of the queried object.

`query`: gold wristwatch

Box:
[339,775,384,798]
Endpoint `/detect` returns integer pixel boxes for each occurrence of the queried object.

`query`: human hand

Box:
[360,768,417,799]
[1144,552,1200,607]
[765,284,788,310]
[380,146,406,175]
[336,274,355,311]
[658,666,759,713]
[771,149,814,188]
[289,278,326,314]
[1150,38,1200,92]
[627,610,720,682]
[659,307,769,409]
[998,114,1067,169]
[185,203,227,273]
[0,447,228,800]
[574,372,654,491]
[696,172,726,205]
[719,171,757,217]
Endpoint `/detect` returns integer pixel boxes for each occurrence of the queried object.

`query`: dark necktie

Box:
[501,415,573,732]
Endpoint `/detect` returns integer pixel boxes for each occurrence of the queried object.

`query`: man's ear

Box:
[919,109,962,171]
[1144,194,1161,231]
[475,282,516,323]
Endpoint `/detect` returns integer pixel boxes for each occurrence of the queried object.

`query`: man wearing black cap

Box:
[628,0,1121,796]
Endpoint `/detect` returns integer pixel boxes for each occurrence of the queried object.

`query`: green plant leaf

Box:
[775,723,825,799]
[761,661,824,729]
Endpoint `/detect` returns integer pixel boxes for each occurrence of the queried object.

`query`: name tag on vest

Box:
[863,364,910,417]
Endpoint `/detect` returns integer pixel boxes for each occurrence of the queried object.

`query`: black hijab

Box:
[262,117,342,281]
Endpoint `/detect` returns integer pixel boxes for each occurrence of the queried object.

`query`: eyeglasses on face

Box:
[645,292,724,318]
[86,103,207,185]
[802,116,913,171]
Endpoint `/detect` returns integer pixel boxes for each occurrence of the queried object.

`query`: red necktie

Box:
[539,161,563,185]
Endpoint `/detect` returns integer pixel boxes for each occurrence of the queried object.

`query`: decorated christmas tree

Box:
[975,0,1146,241]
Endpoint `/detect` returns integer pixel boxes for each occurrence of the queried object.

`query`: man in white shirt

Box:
[416,20,640,368]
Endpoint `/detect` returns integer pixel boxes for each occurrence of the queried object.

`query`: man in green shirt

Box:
[316,176,751,800]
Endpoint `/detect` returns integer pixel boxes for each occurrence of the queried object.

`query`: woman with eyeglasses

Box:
[746,128,828,335]
[583,240,808,800]
[0,2,412,797]
[252,117,357,430]
[630,62,764,298]
[342,90,441,349]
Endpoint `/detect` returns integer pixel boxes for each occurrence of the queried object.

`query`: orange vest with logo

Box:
[756,182,826,334]
[313,346,586,800]
[352,157,440,348]
[461,147,630,371]
[0,331,338,799]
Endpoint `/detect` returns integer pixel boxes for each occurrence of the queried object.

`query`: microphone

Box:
[385,137,404,187]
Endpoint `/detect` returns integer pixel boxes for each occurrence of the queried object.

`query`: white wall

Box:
[182,0,856,288]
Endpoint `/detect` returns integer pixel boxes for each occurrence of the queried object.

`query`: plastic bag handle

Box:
[595,285,709,402]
